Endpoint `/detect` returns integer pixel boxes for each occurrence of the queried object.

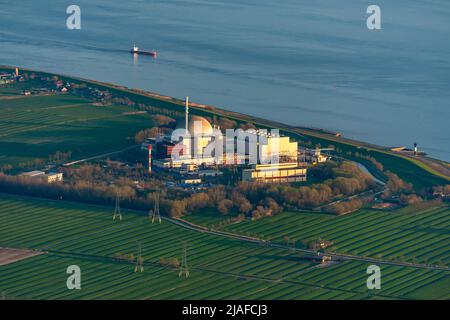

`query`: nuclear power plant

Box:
[141,97,309,184]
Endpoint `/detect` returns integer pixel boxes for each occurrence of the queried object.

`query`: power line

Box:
[149,191,161,224]
[113,192,122,221]
[134,241,144,272]
[178,243,189,278]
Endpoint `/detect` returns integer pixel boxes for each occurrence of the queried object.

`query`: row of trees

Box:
[151,114,176,126]
[134,127,161,143]
[382,171,413,198]
[0,173,153,212]
[168,169,446,219]
[0,151,73,174]
[433,185,450,196]
[0,158,379,222]
[105,95,185,121]
[327,199,364,215]
[165,161,376,218]
[345,150,385,173]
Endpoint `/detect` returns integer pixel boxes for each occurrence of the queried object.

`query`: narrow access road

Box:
[44,249,404,300]
[63,145,139,167]
[313,157,386,211]
[165,217,450,272]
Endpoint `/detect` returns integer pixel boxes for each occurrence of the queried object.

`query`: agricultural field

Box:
[0,91,154,166]
[0,193,449,299]
[1,69,448,189]
[186,206,450,267]
[0,79,43,97]
[0,248,44,266]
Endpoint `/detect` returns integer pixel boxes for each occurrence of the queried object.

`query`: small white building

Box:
[197,170,223,177]
[153,159,172,169]
[20,171,63,183]
[183,178,202,185]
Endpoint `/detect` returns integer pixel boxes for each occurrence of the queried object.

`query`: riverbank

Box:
[1,65,449,189]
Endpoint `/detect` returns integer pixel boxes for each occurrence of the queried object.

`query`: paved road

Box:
[313,188,383,211]
[312,157,386,211]
[166,217,450,272]
[44,248,403,300]
[63,145,139,167]
[352,160,386,186]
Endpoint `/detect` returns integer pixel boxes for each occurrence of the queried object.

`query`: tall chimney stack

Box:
[148,145,153,174]
[185,96,189,135]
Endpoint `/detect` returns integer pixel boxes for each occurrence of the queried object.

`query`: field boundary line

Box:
[168,217,450,272]
[1,193,448,273]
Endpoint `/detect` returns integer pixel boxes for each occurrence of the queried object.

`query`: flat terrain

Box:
[0,91,154,166]
[0,71,449,300]
[0,247,43,266]
[186,206,450,267]
[0,194,449,299]
[2,68,449,189]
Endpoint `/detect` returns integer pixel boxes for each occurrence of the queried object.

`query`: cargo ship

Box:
[130,44,157,57]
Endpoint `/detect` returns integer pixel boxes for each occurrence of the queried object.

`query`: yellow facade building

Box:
[242,162,307,183]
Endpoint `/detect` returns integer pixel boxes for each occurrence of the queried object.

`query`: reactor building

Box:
[143,97,307,183]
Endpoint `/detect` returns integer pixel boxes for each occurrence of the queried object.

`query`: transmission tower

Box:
[291,239,296,253]
[178,243,189,278]
[148,209,153,221]
[150,191,161,224]
[113,192,122,221]
[134,241,144,272]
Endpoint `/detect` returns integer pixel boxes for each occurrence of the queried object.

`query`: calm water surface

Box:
[0,0,449,160]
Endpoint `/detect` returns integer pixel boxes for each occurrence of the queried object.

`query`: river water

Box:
[0,0,449,160]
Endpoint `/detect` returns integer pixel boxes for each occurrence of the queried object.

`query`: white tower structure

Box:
[185,96,189,135]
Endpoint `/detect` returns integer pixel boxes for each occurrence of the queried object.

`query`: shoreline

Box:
[1,64,449,186]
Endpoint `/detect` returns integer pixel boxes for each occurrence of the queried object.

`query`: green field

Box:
[0,69,449,300]
[0,194,448,299]
[2,66,448,188]
[186,206,450,266]
[74,78,450,189]
[0,93,154,166]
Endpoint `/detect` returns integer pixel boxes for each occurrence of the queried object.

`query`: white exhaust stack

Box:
[148,145,152,174]
[185,96,189,135]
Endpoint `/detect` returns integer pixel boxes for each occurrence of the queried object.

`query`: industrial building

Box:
[142,96,308,184]
[0,68,20,85]
[20,171,63,183]
[242,163,307,183]
[0,72,14,85]
[259,135,298,163]
[301,147,333,164]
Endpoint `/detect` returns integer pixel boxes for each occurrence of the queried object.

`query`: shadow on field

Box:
[252,252,313,264]
[403,226,450,235]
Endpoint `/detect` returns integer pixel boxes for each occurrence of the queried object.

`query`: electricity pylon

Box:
[148,209,153,221]
[113,192,122,221]
[134,241,144,273]
[150,191,161,224]
[178,243,189,278]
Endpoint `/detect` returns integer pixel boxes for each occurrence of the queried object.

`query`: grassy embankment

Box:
[2,65,448,189]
